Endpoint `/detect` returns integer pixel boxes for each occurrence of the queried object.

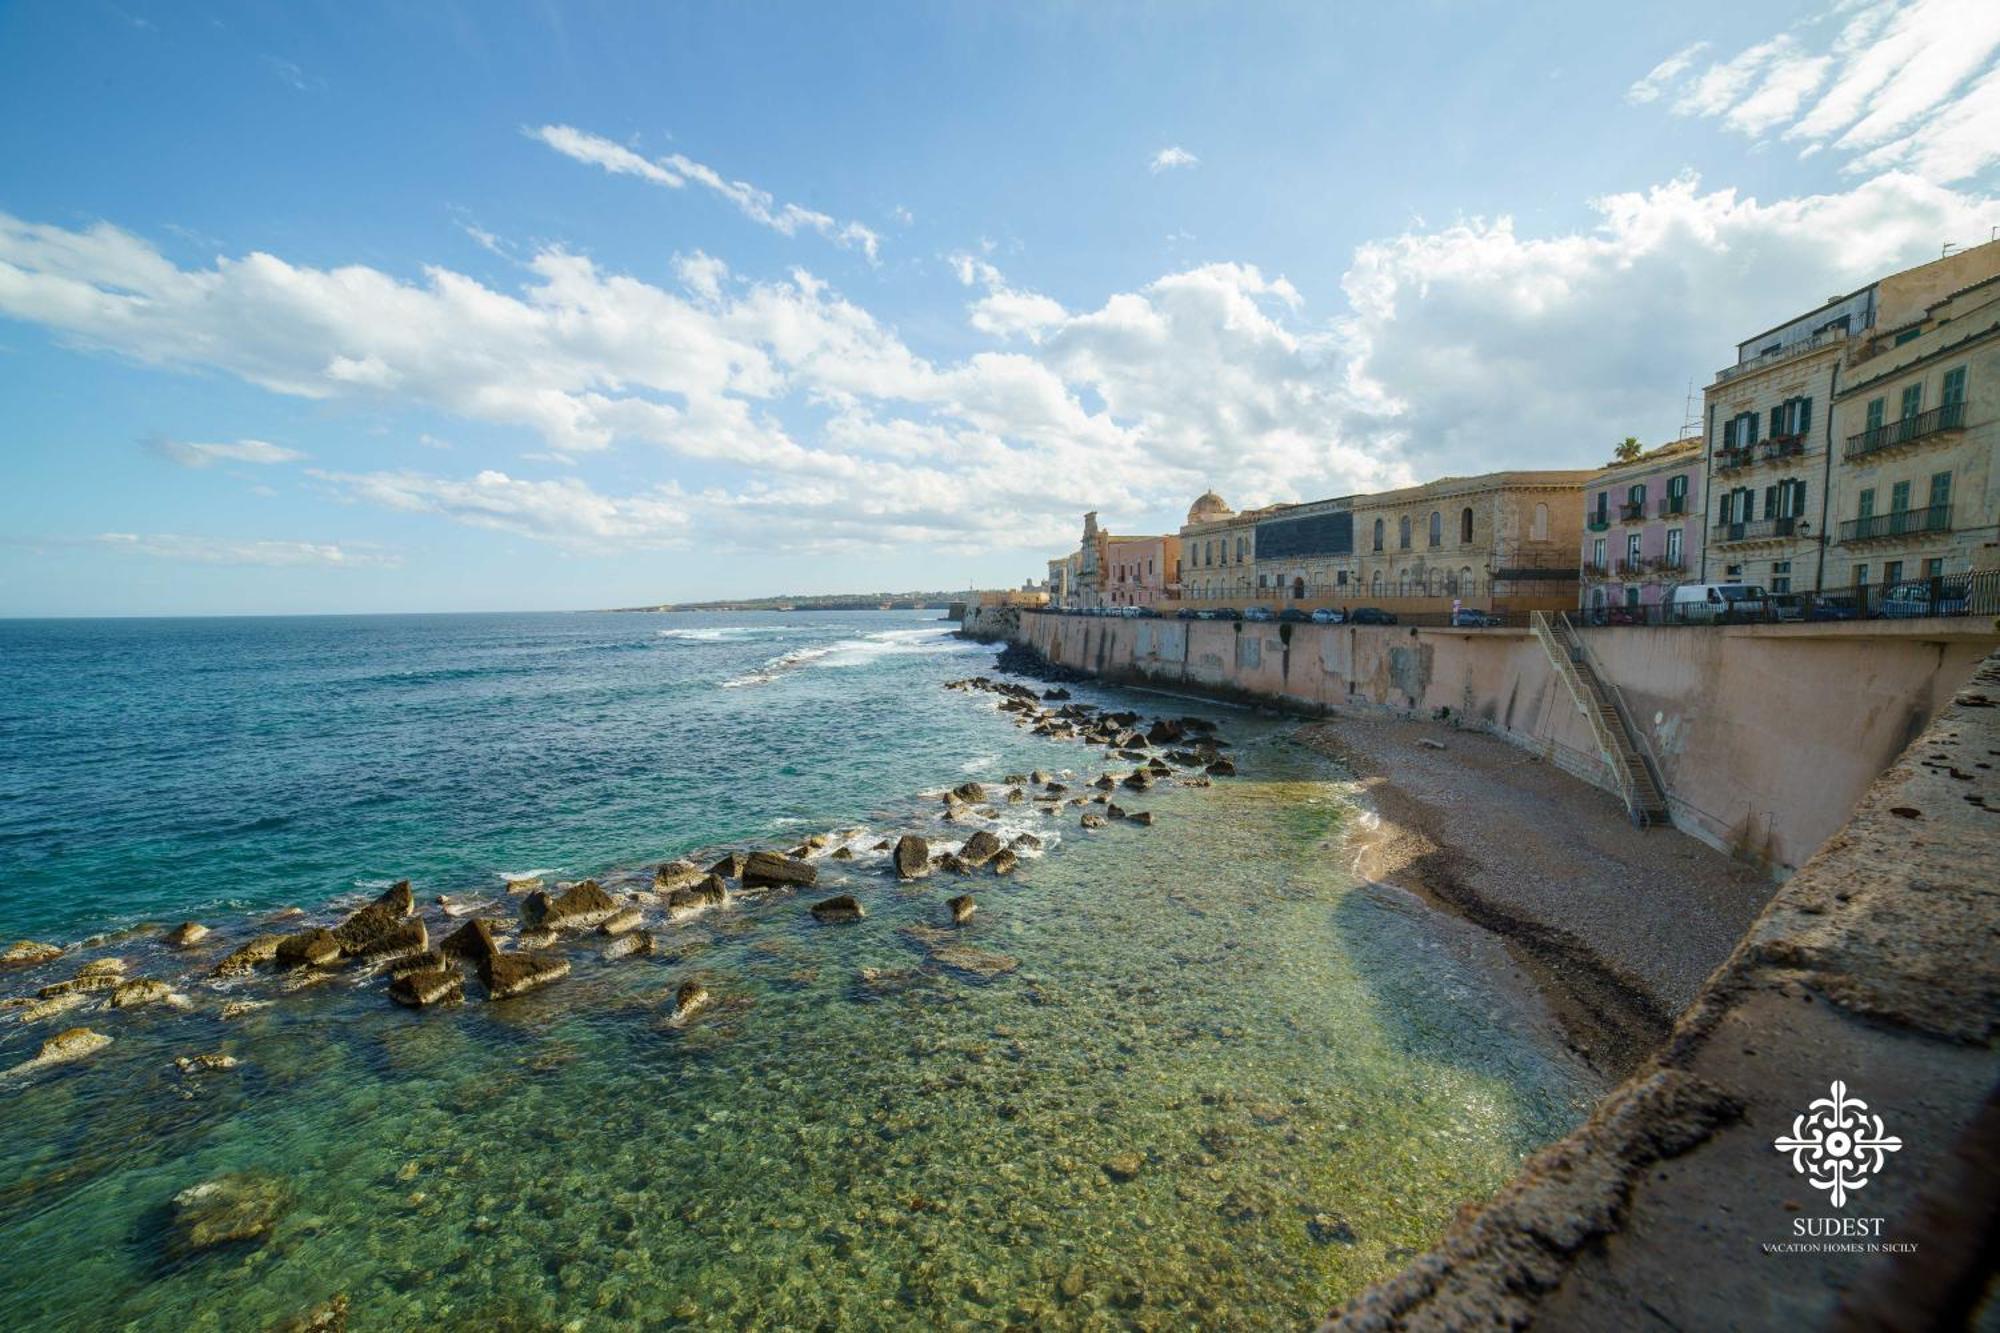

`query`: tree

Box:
[1612,436,1642,463]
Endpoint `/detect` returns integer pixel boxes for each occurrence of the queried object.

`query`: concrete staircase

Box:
[1529,611,1671,827]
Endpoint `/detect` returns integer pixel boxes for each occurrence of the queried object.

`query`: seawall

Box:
[971,607,1997,877]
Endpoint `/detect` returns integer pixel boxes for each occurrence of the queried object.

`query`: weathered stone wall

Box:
[1009,611,1997,876]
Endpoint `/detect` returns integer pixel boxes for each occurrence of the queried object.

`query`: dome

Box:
[1186,490,1233,525]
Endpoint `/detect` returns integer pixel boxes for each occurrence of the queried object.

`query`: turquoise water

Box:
[0,611,1597,1328]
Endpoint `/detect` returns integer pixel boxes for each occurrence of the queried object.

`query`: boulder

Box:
[948,894,977,924]
[16,993,86,1024]
[1106,803,1126,820]
[388,968,463,1008]
[1002,773,1029,785]
[599,907,645,936]
[387,950,447,980]
[517,928,559,950]
[502,877,542,895]
[275,928,342,970]
[958,830,1004,867]
[479,952,570,1000]
[1080,813,1107,830]
[270,1294,349,1333]
[1129,811,1156,827]
[164,1172,290,1258]
[529,880,619,930]
[345,918,428,964]
[4,1026,111,1079]
[949,781,986,804]
[669,980,709,1022]
[990,849,1019,876]
[439,919,500,964]
[666,875,729,921]
[830,847,854,861]
[163,923,209,949]
[1010,833,1044,852]
[1122,771,1155,791]
[653,860,707,893]
[1006,788,1025,804]
[935,853,971,875]
[870,840,891,852]
[805,833,832,850]
[809,895,865,922]
[1043,782,1068,795]
[1092,774,1117,790]
[706,852,750,880]
[174,1053,240,1075]
[109,978,172,1009]
[892,834,931,880]
[1102,1153,1144,1182]
[76,958,126,979]
[329,881,414,955]
[1,940,62,967]
[1042,688,1071,700]
[1206,759,1237,777]
[1146,720,1185,745]
[603,931,654,961]
[741,851,817,890]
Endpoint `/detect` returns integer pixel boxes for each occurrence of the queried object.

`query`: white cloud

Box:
[531,125,882,262]
[1634,0,2000,181]
[1149,146,1199,173]
[92,533,395,568]
[312,468,690,551]
[146,436,306,467]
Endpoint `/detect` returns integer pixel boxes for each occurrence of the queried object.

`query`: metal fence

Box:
[1574,569,2000,628]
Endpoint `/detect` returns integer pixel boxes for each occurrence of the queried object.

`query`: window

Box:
[1337,570,1348,587]
[1929,471,1952,513]
[1884,560,1903,584]
[1666,474,1687,514]
[1899,383,1923,420]
[1592,492,1609,523]
[1371,570,1382,593]
[1592,537,1606,569]
[1625,586,1641,609]
[1236,536,1247,562]
[1626,532,1642,566]
[1725,563,1742,578]
[1890,480,1911,513]
[1893,326,1923,346]
[1853,564,1868,589]
[1427,511,1442,547]
[1865,398,1884,433]
[1372,518,1384,552]
[1627,482,1646,507]
[1772,560,1792,595]
[1942,365,1967,407]
[1204,540,1213,565]
[1923,557,1944,579]
[1665,527,1683,568]
[1857,487,1875,521]
[1398,515,1411,549]
[1460,507,1474,544]
[1766,478,1806,520]
[1531,502,1550,541]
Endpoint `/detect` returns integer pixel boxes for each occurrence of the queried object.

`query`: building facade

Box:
[1250,497,1357,600]
[1350,470,1593,609]
[1099,534,1181,607]
[1177,491,1269,602]
[1579,439,1703,612]
[1045,551,1082,608]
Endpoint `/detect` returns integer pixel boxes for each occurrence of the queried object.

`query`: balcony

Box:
[1586,514,1612,532]
[1581,561,1610,580]
[1838,505,1953,544]
[1656,497,1688,519]
[1712,516,1799,545]
[1618,502,1646,522]
[1714,434,1810,474]
[1712,325,1848,386]
[1844,402,1966,461]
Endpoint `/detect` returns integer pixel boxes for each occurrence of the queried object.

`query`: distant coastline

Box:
[612,591,967,613]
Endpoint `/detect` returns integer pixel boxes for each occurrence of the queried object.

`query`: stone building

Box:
[1044,551,1082,608]
[1177,491,1271,602]
[1579,438,1704,614]
[1828,266,2000,597]
[1099,533,1181,608]
[1350,471,1593,609]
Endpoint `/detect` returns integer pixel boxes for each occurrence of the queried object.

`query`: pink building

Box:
[1579,439,1705,614]
[1099,534,1181,608]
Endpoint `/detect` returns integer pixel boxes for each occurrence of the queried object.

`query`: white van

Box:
[1669,583,1769,623]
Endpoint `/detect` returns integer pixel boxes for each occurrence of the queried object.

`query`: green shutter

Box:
[1900,384,1922,419]
[1942,366,1966,407]
[1866,398,1884,431]
[1797,397,1811,434]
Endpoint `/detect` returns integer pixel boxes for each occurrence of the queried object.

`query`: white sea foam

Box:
[720,627,972,688]
[656,626,791,642]
[496,868,559,883]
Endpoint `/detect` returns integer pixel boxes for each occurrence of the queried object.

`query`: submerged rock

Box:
[669,980,710,1022]
[599,907,644,936]
[948,894,977,924]
[1102,1153,1144,1182]
[109,978,172,1009]
[219,1000,269,1021]
[270,1294,349,1333]
[1,941,62,967]
[16,992,87,1024]
[479,952,570,1000]
[809,895,865,922]
[653,860,707,893]
[165,1171,290,1258]
[742,851,817,890]
[602,930,654,961]
[388,968,463,1009]
[174,1052,240,1075]
[893,834,931,880]
[4,1027,111,1079]
[929,944,1019,977]
[958,830,1003,867]
[666,875,729,921]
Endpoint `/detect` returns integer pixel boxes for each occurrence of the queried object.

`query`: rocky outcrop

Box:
[525,880,618,930]
[329,881,414,955]
[479,951,570,1000]
[275,928,341,970]
[163,922,209,949]
[810,895,865,922]
[388,967,463,1008]
[707,852,750,880]
[109,978,172,1009]
[893,834,931,880]
[958,830,1003,867]
[4,1026,110,1079]
[165,1172,290,1258]
[345,918,428,964]
[653,859,706,893]
[742,851,817,889]
[666,875,729,921]
[1,941,63,967]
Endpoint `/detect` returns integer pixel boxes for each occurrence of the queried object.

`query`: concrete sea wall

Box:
[971,607,1997,877]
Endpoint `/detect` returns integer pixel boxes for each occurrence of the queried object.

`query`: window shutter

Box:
[1768,406,1783,437]
[1722,419,1736,449]
[1763,485,1777,520]
[1797,397,1811,434]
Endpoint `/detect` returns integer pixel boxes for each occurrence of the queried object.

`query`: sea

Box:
[0,610,1598,1328]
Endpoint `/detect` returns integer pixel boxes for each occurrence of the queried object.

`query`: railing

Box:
[1844,402,1966,460]
[1713,325,1848,385]
[1711,516,1798,543]
[1656,497,1687,518]
[1838,505,1952,543]
[1567,570,2000,627]
[1586,514,1611,532]
[1558,610,1672,826]
[1530,611,1662,826]
[1616,502,1643,522]
[1716,435,1810,473]
[1581,561,1609,580]
[1492,553,1584,581]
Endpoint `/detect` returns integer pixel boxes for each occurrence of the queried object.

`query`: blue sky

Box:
[2,0,1997,615]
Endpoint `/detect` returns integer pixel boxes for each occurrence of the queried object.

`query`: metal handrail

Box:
[1557,610,1670,820]
[1530,610,1643,821]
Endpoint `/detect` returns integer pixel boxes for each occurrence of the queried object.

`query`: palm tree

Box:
[1612,436,1642,463]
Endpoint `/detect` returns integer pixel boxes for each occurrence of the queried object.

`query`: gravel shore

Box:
[1296,714,1778,1073]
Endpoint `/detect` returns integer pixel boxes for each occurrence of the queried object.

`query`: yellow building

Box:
[1349,471,1592,610]
[1177,491,1272,602]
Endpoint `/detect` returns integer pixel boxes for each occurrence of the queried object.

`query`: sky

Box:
[2,0,1999,616]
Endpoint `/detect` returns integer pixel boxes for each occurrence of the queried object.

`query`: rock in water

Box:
[1147,719,1185,744]
[958,830,1003,867]
[670,980,709,1022]
[1092,774,1116,790]
[950,781,987,804]
[1122,771,1155,791]
[603,930,654,961]
[742,851,816,889]
[1129,811,1156,827]
[275,928,342,970]
[706,852,750,880]
[109,978,172,1009]
[1102,1153,1144,1182]
[666,875,729,921]
[270,1294,349,1333]
[76,957,126,979]
[163,923,209,949]
[1080,813,1107,830]
[831,847,854,861]
[947,895,977,924]
[479,952,570,1000]
[1206,758,1237,777]
[1,940,63,967]
[599,907,644,936]
[209,936,281,978]
[346,918,428,964]
[3,1027,111,1079]
[990,849,1019,876]
[439,919,500,964]
[892,835,931,880]
[517,928,559,950]
[386,950,446,980]
[809,895,864,922]
[935,853,971,875]
[1010,833,1044,852]
[1106,803,1126,819]
[164,1172,290,1258]
[329,880,414,955]
[929,945,1018,977]
[653,859,706,893]
[388,968,463,1008]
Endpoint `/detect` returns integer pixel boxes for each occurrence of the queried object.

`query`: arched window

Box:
[1460,507,1474,544]
[1205,540,1213,565]
[1236,536,1247,562]
[1292,576,1305,599]
[1428,511,1442,548]
[1372,518,1385,552]
[1461,566,1473,595]
[1371,570,1382,593]
[1531,502,1550,541]
[1398,515,1412,550]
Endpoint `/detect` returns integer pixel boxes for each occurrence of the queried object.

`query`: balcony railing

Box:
[1586,514,1612,532]
[1581,561,1610,580]
[1656,497,1688,518]
[1618,502,1646,522]
[1844,402,1966,461]
[1838,505,1953,544]
[1715,434,1810,473]
[1712,325,1848,386]
[1712,516,1799,544]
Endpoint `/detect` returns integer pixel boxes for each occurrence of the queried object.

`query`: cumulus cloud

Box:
[531,125,881,261]
[145,436,306,467]
[311,468,690,551]
[92,533,395,568]
[1149,146,1199,173]
[1633,0,2000,181]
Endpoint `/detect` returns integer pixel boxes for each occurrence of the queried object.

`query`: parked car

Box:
[1349,607,1398,625]
[1769,593,1808,623]
[1668,583,1768,623]
[1175,608,1200,620]
[1585,603,1643,627]
[1877,580,1969,619]
[1243,606,1275,622]
[1309,608,1346,624]
[1212,607,1243,621]
[1450,608,1503,628]
[1131,606,1159,618]
[1276,608,1311,623]
[1808,595,1861,621]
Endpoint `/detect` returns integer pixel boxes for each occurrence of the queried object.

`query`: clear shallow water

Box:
[0,611,1597,1328]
